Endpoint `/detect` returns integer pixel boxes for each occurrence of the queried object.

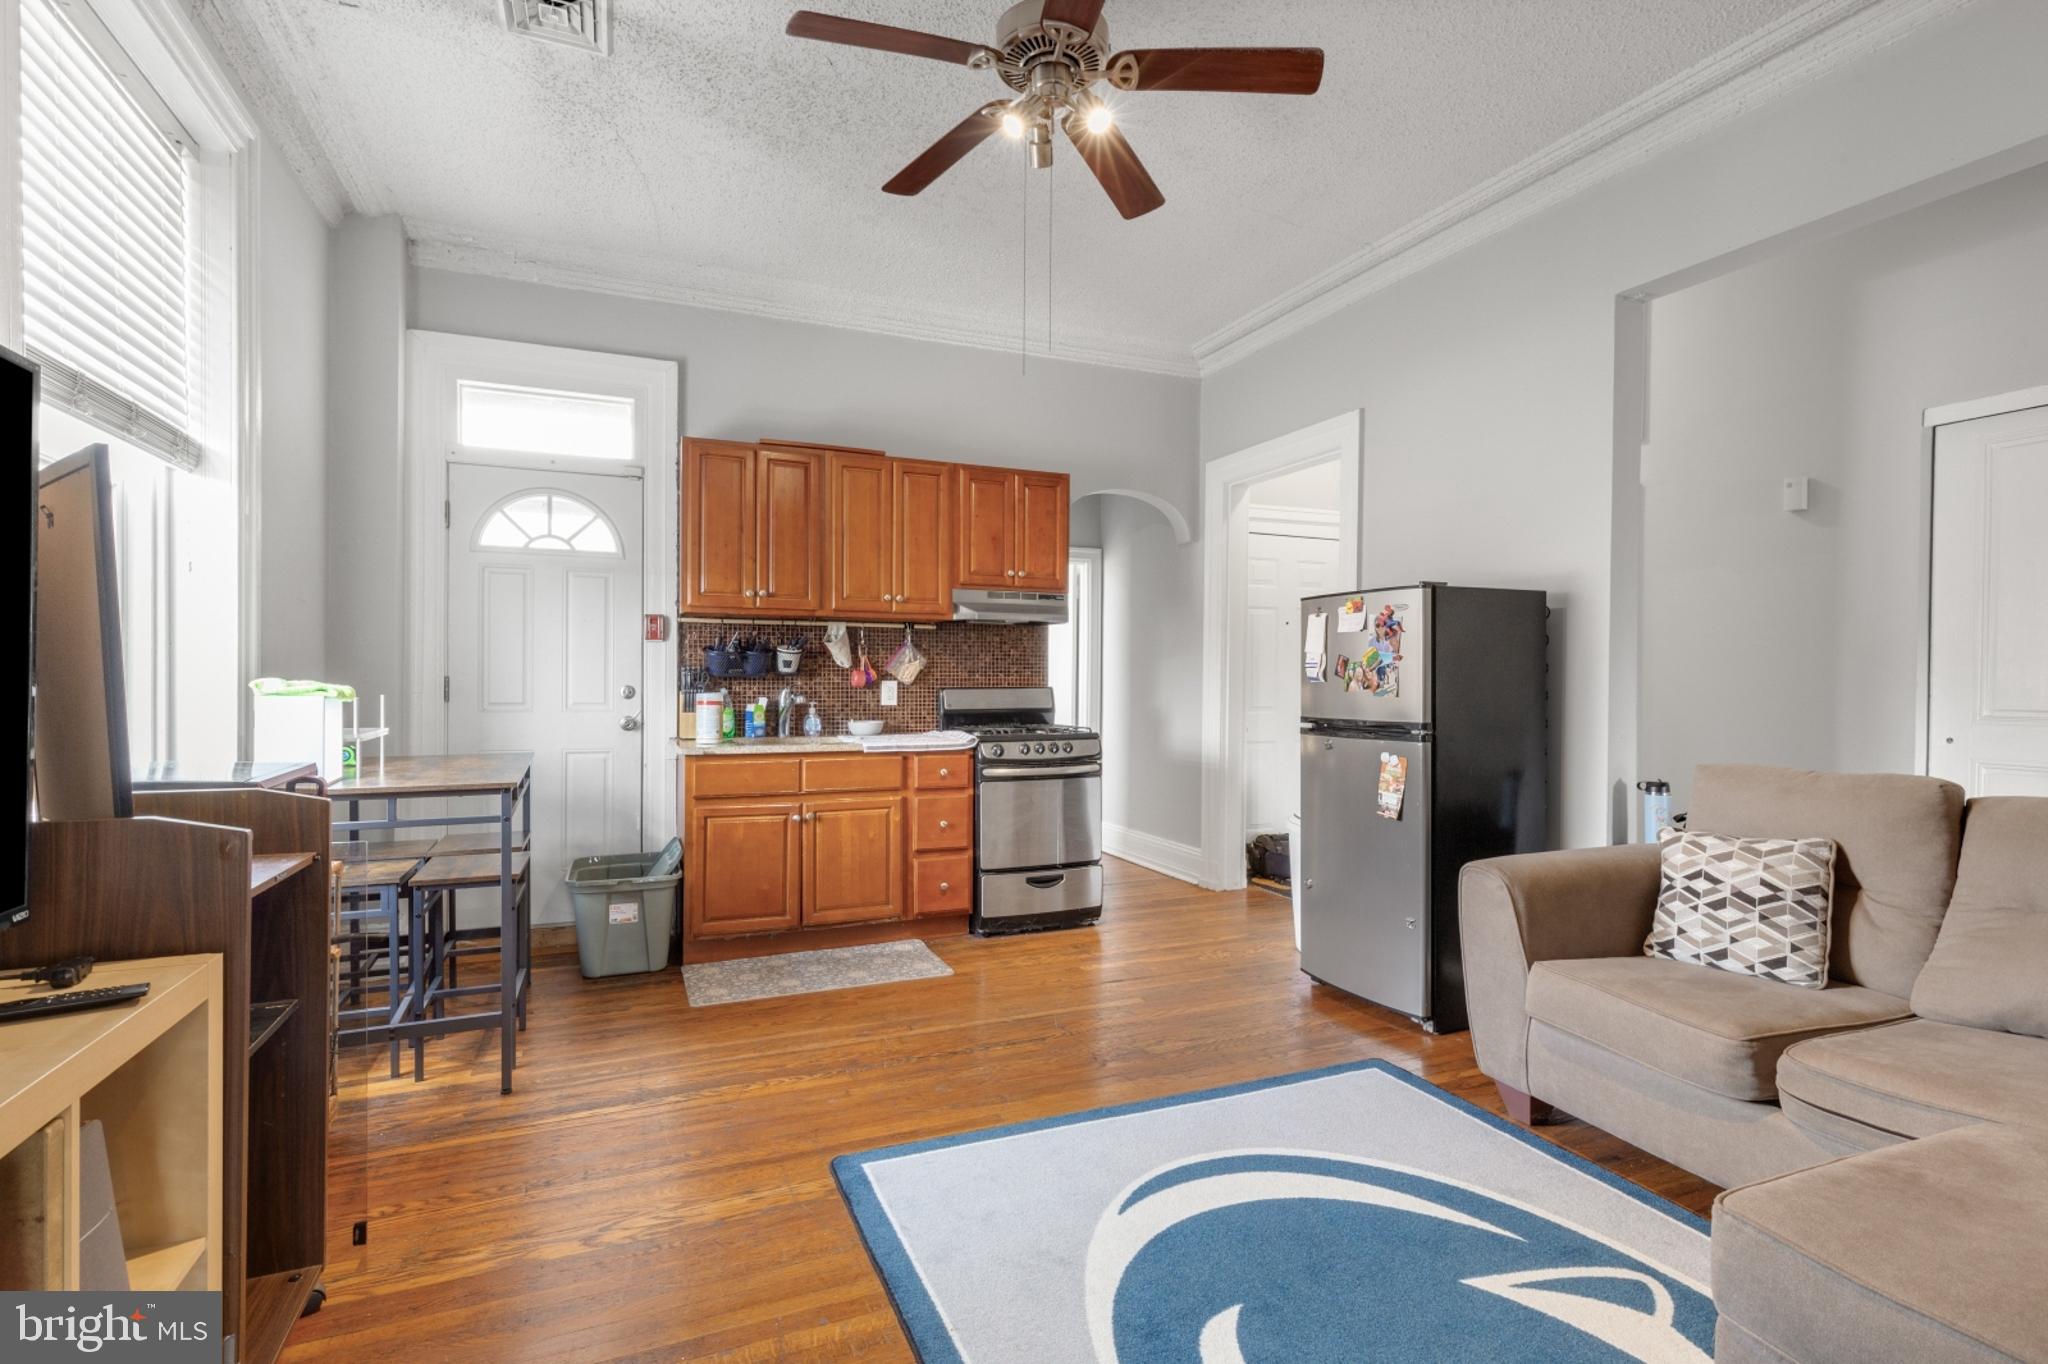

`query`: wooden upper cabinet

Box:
[754,447,825,615]
[1013,471,1070,590]
[956,465,1016,588]
[828,453,894,617]
[681,439,757,614]
[893,460,952,618]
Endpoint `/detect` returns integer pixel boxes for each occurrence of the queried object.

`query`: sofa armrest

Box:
[1458,845,1663,1094]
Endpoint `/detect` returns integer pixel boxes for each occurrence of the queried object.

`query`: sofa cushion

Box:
[1524,955,1910,1101]
[1647,829,1836,987]
[1713,1122,2048,1364]
[1689,764,1964,997]
[1911,797,2048,1038]
[1776,1018,2048,1142]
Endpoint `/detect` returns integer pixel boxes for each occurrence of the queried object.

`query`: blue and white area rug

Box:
[834,1060,1713,1363]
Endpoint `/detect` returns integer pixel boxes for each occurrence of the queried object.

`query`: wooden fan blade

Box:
[1040,0,1106,35]
[1064,118,1164,220]
[786,11,993,66]
[1107,47,1325,94]
[883,108,1004,196]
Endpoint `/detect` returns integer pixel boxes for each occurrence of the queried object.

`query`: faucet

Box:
[777,687,807,737]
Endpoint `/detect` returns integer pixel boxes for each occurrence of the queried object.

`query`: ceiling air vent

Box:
[498,0,609,55]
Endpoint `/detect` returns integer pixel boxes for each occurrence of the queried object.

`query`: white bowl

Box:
[846,719,886,737]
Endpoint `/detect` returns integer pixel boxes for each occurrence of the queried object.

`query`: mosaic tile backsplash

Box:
[678,620,1047,736]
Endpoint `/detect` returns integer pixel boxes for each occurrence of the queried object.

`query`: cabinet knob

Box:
[743,589,756,598]
[939,881,951,893]
[937,767,950,778]
[938,819,950,830]
[789,813,801,823]
[1005,569,1016,578]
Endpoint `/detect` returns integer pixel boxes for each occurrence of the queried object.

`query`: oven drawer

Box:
[977,865,1102,923]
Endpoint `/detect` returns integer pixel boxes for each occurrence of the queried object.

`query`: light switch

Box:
[880,679,899,707]
[1782,477,1811,513]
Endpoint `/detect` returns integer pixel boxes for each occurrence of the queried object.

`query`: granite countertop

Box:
[674,736,866,756]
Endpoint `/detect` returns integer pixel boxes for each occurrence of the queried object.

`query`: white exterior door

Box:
[448,462,645,923]
[1929,406,2048,795]
[1243,524,1343,835]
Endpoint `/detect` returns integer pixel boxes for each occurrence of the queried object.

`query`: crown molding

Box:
[190,0,382,224]
[406,220,1204,380]
[1191,0,1977,376]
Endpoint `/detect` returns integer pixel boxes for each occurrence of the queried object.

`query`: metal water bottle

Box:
[1636,779,1673,843]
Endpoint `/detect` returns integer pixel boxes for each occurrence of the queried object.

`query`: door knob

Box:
[619,714,641,731]
[621,684,637,700]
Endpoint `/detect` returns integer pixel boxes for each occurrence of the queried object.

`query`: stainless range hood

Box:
[951,588,1069,625]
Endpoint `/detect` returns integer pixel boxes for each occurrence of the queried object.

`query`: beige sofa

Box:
[1460,765,2048,1362]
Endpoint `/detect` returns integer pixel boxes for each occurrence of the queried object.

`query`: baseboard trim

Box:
[1103,824,1208,886]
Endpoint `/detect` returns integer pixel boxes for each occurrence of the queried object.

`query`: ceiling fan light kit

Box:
[786,0,1323,219]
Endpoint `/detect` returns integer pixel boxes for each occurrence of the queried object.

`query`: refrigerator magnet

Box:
[1377,752,1409,820]
[1337,596,1367,633]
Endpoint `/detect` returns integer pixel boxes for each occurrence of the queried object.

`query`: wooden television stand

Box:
[0,789,330,1364]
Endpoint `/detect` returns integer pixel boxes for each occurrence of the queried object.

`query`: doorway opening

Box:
[1199,412,1362,891]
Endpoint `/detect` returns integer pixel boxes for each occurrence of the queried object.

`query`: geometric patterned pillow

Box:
[1645,829,1838,988]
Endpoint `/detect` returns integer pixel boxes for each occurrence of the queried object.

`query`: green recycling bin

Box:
[567,838,682,978]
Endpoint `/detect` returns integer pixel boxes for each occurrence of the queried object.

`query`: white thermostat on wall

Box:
[1782,476,1811,513]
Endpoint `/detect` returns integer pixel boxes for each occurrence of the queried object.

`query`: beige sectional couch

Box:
[1459,765,2048,1362]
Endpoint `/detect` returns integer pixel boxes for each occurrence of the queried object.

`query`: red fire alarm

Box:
[644,614,670,642]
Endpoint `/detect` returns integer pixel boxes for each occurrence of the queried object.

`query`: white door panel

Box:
[1929,407,2048,794]
[1244,528,1343,837]
[449,464,644,925]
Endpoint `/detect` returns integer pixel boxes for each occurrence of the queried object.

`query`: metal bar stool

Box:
[334,853,426,1077]
[426,831,533,990]
[404,851,532,1082]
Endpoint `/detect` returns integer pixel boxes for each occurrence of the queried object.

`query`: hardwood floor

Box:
[290,857,1718,1362]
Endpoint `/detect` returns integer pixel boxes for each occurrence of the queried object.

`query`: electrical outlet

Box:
[880,679,899,707]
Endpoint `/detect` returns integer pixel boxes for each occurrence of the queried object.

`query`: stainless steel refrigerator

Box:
[1296,584,1549,1032]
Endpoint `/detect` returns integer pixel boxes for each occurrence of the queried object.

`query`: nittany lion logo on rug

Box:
[1085,1150,1714,1363]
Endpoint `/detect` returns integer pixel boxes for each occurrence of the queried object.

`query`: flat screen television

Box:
[3,345,33,932]
[34,442,133,823]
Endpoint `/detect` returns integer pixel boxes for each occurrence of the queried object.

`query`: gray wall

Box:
[1200,0,2048,849]
[1641,161,2048,811]
[325,215,413,734]
[253,136,329,678]
[1099,496,1203,849]
[409,269,1199,521]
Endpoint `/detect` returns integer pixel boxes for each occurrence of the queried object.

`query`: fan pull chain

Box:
[1046,157,1054,359]
[1020,149,1029,375]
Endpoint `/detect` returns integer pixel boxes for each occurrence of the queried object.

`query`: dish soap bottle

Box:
[721,692,736,740]
[803,704,823,738]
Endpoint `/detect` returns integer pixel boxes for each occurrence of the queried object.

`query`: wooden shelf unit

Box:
[2,790,330,1364]
[0,954,223,1295]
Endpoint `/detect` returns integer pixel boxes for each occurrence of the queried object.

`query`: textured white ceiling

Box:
[218,0,1824,371]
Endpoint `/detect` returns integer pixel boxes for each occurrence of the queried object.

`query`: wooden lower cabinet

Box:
[683,751,975,944]
[803,796,903,926]
[687,800,802,936]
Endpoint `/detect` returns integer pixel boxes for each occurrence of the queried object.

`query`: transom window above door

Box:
[456,380,636,461]
[474,490,622,555]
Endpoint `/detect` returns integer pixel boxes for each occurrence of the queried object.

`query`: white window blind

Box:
[19,0,203,471]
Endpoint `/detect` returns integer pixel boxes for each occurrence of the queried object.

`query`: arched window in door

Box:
[473,489,621,555]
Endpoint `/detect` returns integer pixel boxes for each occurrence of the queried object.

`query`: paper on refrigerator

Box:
[1303,612,1328,682]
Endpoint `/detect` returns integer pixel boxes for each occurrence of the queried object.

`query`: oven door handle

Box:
[978,763,1102,779]
[1025,873,1067,889]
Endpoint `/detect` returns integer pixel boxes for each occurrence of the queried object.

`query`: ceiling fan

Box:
[786,0,1324,220]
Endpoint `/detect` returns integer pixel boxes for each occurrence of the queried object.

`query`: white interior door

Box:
[447,462,645,923]
[1244,525,1343,835]
[1929,406,2048,795]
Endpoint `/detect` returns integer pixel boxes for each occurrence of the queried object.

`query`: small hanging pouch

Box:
[886,634,927,685]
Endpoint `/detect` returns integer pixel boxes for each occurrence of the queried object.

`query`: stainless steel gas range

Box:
[938,687,1103,935]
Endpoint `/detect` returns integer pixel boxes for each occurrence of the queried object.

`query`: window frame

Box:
[5,0,260,767]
